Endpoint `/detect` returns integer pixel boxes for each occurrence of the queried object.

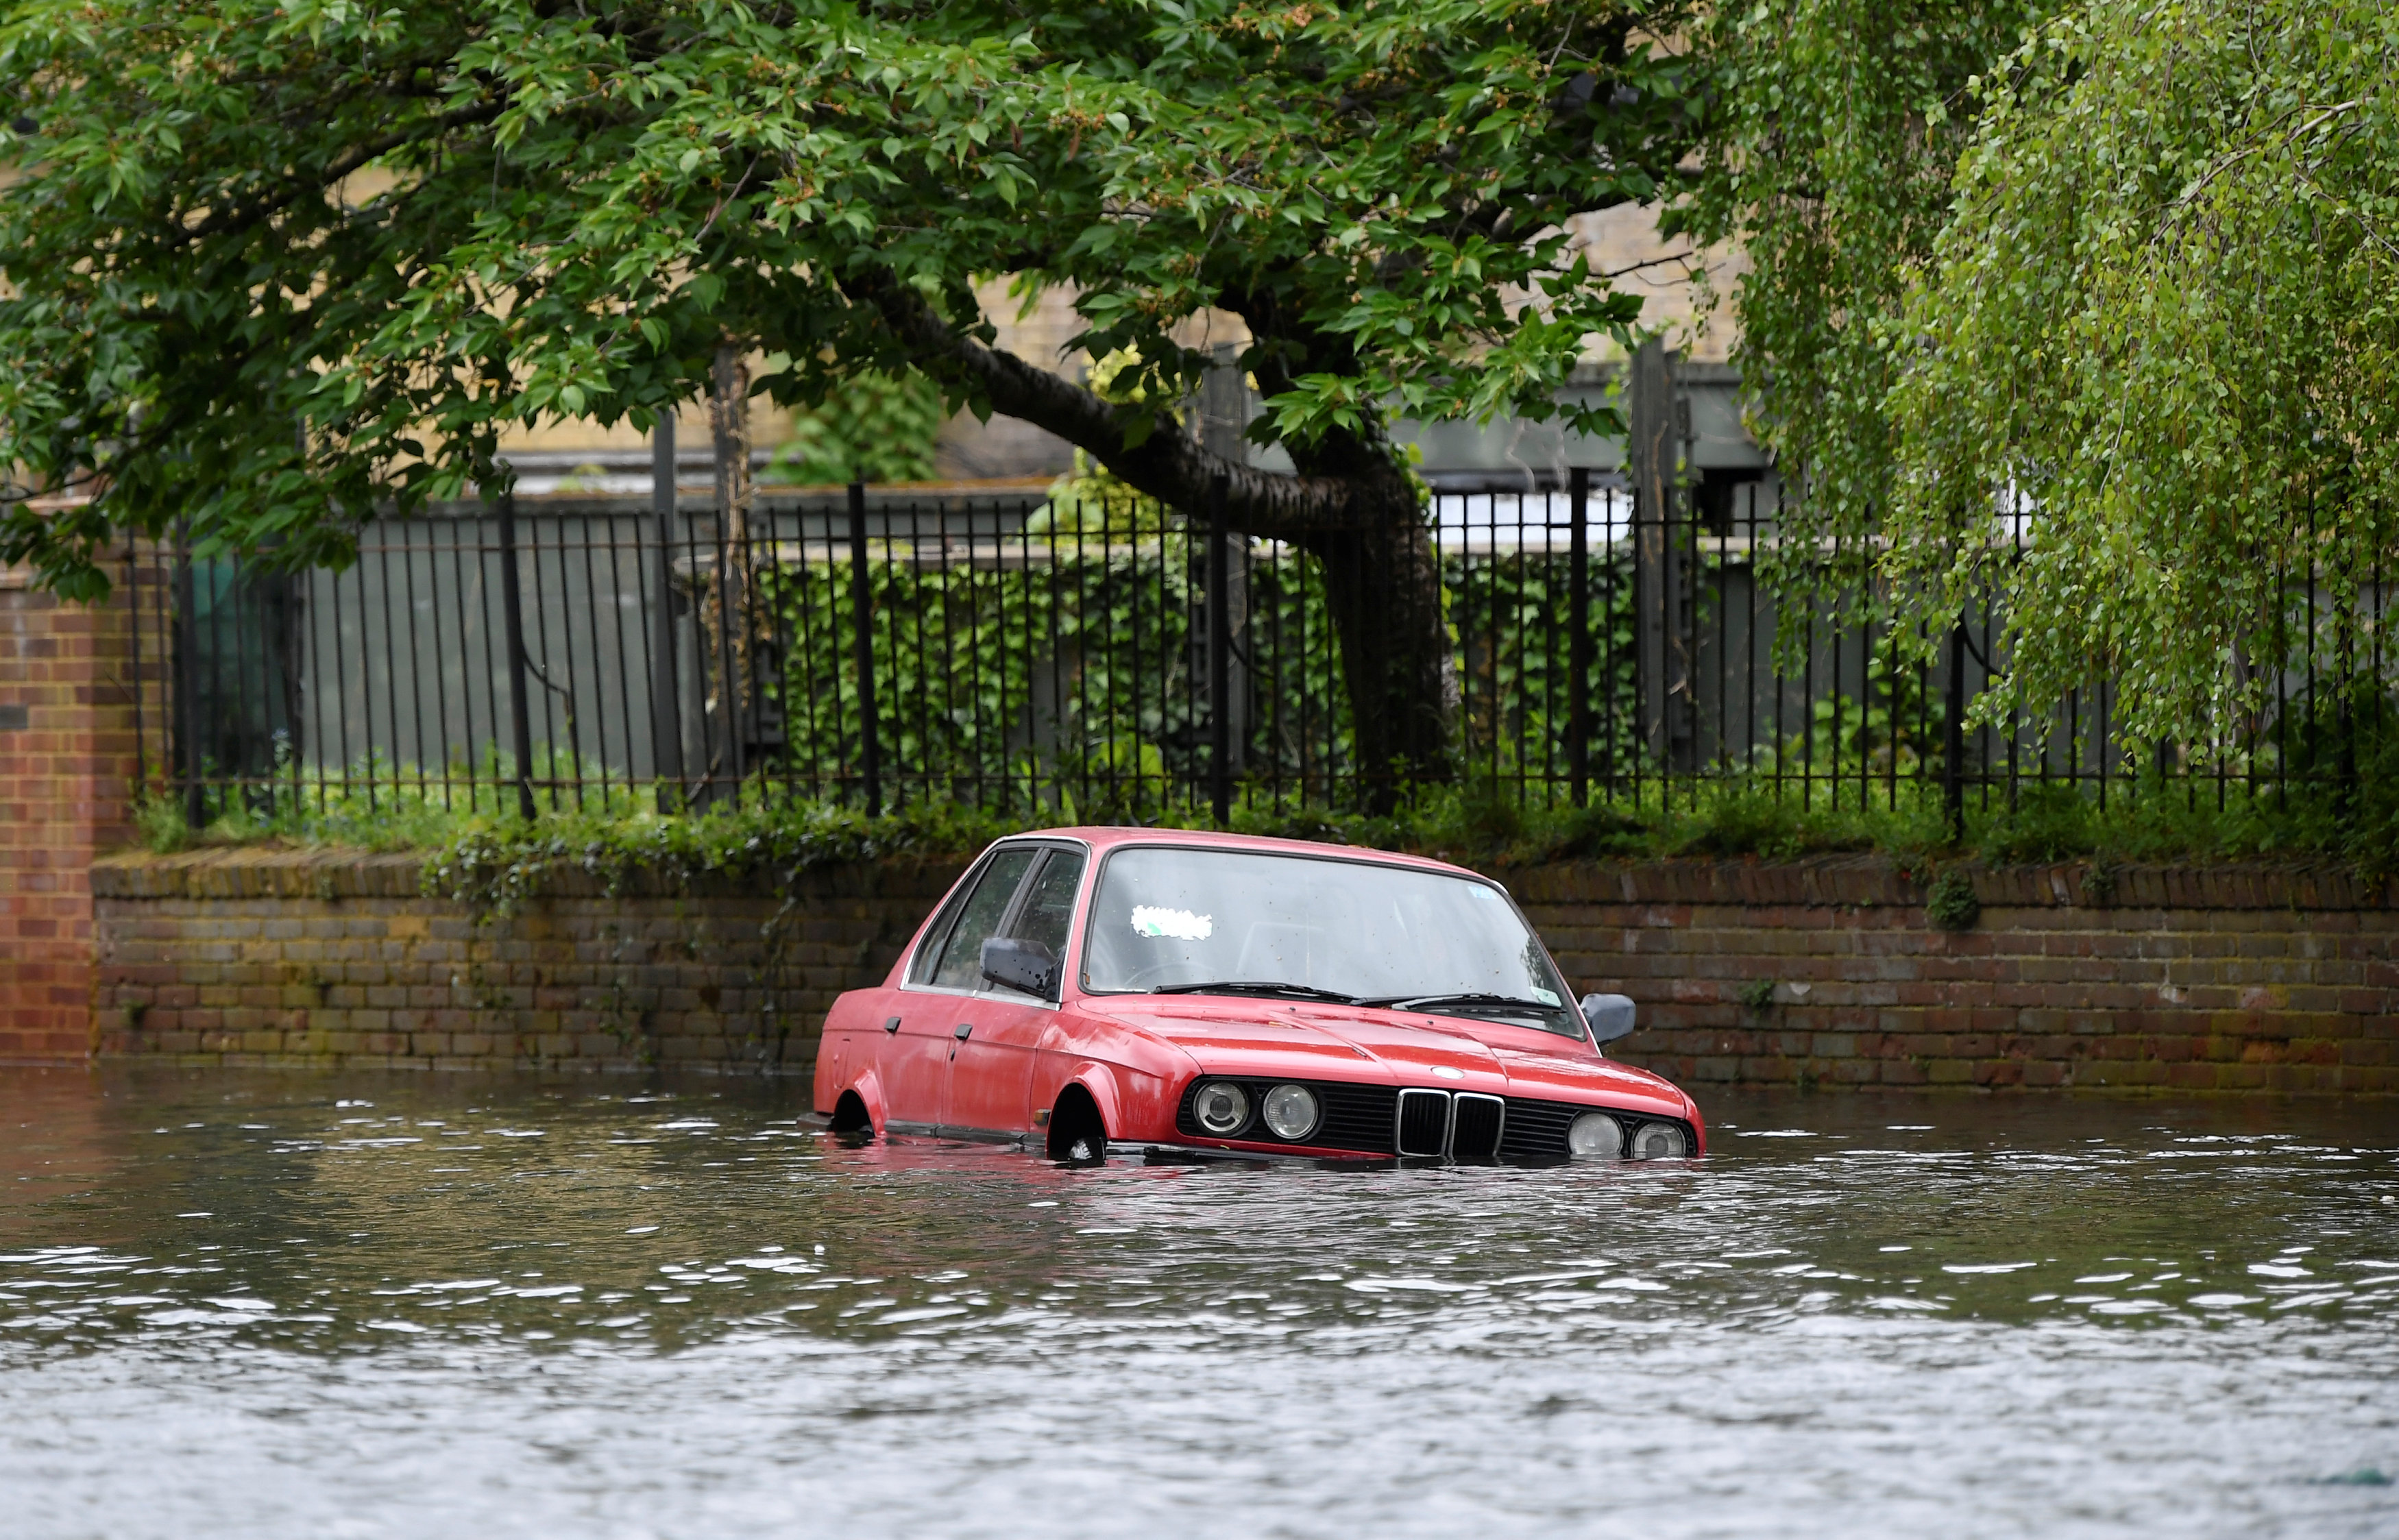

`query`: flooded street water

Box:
[1,1067,2393,1538]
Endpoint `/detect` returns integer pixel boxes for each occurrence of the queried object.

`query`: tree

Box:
[0,0,1702,806]
[1685,0,2399,759]
[1677,0,2047,607]
[1885,0,2399,751]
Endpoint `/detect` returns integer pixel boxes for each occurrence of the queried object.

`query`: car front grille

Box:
[1395,1089,1450,1156]
[1173,1077,1692,1163]
[1315,1081,1402,1151]
[1450,1093,1505,1162]
[1497,1096,1587,1163]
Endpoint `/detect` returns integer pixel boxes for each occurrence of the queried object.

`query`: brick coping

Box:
[90,844,2394,912]
[1505,855,2394,912]
[93,846,428,900]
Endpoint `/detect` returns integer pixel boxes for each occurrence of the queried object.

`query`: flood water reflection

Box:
[1,1066,2394,1537]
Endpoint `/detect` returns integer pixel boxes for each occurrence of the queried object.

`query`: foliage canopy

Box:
[1680,0,2044,600]
[1693,0,2399,757]
[1886,0,2399,750]
[0,0,1699,599]
[759,367,945,487]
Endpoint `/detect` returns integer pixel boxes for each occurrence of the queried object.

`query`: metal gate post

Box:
[1568,466,1592,808]
[1629,337,1679,767]
[1945,617,1968,842]
[848,480,881,817]
[1208,476,1232,827]
[497,490,539,822]
[127,544,146,808]
[173,524,203,831]
[650,417,686,812]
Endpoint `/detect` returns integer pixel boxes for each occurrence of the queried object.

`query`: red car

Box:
[814,827,1705,1164]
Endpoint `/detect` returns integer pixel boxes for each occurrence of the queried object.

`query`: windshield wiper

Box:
[1361,992,1565,1016]
[1149,981,1361,1003]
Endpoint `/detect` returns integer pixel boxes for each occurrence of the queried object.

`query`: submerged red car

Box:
[814,827,1705,1164]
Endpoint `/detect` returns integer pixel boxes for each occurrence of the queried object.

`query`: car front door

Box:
[945,844,1086,1140]
[884,844,1042,1134]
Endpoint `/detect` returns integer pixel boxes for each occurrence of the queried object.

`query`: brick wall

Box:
[1524,858,2399,1095]
[91,848,965,1071]
[1,557,156,1062]
[89,846,2398,1092]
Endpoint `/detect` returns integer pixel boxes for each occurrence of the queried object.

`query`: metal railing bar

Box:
[397,521,432,809]
[142,483,2379,826]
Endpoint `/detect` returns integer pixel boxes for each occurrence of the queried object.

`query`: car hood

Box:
[1079,998,1692,1118]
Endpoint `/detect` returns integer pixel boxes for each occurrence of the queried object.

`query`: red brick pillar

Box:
[1,552,152,1060]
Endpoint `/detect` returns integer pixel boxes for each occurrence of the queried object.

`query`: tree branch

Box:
[848,268,1372,536]
[166,96,509,250]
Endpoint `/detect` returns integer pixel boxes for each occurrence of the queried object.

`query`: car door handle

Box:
[883,1016,902,1035]
[953,1023,973,1040]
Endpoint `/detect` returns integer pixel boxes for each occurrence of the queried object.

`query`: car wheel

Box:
[829,1090,875,1145]
[1046,1087,1108,1166]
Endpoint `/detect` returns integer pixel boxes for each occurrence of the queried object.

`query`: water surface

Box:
[2,1068,2394,1537]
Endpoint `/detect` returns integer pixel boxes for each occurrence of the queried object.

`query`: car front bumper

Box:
[1167,1075,1701,1163]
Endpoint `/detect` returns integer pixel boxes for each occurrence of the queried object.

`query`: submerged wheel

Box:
[1046,1086,1108,1166]
[828,1090,874,1142]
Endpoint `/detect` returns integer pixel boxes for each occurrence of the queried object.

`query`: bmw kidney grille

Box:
[1395,1089,1504,1160]
[1448,1093,1505,1162]
[1395,1088,1451,1157]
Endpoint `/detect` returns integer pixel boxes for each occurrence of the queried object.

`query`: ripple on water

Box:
[0,1073,2392,1538]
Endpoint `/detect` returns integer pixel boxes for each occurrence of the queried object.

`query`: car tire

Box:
[1046,1088,1108,1166]
[828,1090,875,1145]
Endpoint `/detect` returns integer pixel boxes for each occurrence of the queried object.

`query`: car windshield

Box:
[1081,846,1585,1038]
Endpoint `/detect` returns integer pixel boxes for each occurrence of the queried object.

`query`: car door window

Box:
[908,864,979,987]
[995,849,1086,999]
[907,858,989,987]
[920,847,1040,990]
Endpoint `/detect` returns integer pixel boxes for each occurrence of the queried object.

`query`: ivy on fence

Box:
[747,500,1645,818]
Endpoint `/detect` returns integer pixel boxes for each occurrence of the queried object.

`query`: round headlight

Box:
[1193,1081,1250,1136]
[1568,1112,1624,1159]
[1261,1084,1321,1141]
[1630,1121,1690,1160]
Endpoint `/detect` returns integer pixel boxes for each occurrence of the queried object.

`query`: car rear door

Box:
[944,844,1086,1139]
[882,845,1041,1133]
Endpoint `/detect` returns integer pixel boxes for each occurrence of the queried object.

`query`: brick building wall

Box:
[90,846,2399,1092]
[1,556,156,1062]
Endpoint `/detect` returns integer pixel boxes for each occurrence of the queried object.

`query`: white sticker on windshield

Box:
[1131,905,1213,941]
[1530,988,1561,1007]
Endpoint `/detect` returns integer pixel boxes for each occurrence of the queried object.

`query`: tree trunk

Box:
[1294,465,1455,811]
[706,344,760,785]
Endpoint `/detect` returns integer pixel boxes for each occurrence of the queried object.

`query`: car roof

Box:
[984,825,1495,882]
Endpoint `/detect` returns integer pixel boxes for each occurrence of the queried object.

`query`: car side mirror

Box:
[1580,992,1637,1047]
[982,937,1060,1000]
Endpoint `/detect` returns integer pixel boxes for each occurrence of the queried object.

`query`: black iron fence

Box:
[128,474,2385,829]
